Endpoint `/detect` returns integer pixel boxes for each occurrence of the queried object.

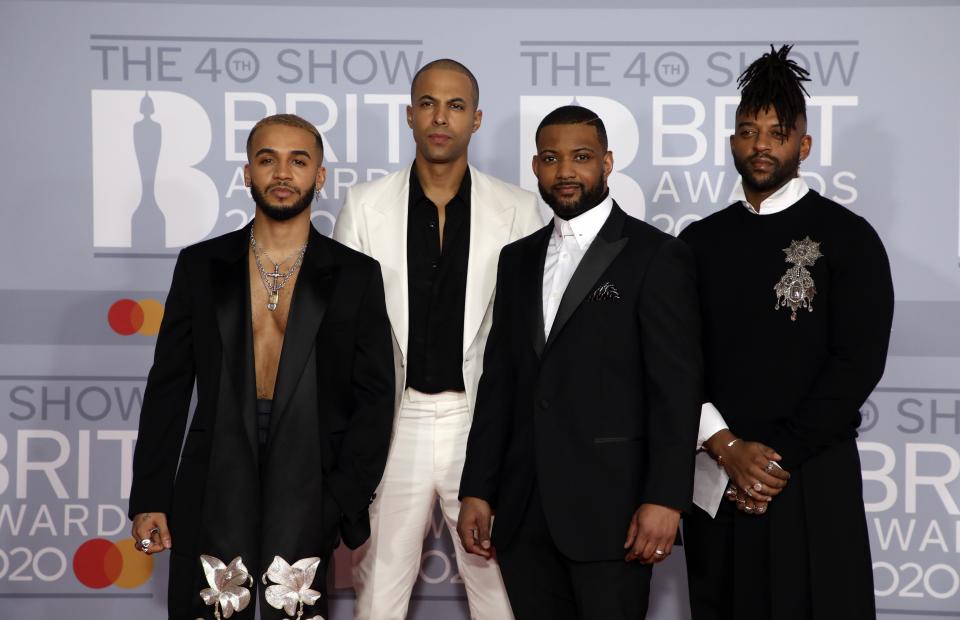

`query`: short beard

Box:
[538,181,608,221]
[251,183,314,222]
[734,150,801,194]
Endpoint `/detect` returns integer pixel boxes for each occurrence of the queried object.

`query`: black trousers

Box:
[497,485,652,620]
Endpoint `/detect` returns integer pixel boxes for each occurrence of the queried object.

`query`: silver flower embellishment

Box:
[261,555,324,619]
[198,555,253,619]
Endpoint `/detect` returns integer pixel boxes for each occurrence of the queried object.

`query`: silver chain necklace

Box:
[250,228,307,311]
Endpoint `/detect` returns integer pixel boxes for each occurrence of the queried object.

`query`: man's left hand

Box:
[624,503,680,563]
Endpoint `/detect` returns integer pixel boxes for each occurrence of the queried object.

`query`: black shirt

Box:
[406,165,471,393]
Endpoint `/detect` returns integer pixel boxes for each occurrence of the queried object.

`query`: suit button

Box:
[540,399,549,409]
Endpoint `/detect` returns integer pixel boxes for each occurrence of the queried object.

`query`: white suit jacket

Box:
[333,164,544,414]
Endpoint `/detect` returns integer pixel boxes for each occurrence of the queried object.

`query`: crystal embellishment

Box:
[774,236,822,322]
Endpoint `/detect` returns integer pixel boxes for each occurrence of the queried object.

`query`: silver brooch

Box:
[198,555,253,619]
[261,555,325,620]
[774,236,822,322]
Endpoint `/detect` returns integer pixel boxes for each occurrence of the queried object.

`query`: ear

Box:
[243,163,251,187]
[472,109,483,133]
[406,105,413,129]
[799,134,812,162]
[602,151,614,181]
[315,166,327,192]
[531,153,540,179]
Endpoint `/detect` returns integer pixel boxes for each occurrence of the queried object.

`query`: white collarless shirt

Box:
[542,196,613,339]
[693,176,810,517]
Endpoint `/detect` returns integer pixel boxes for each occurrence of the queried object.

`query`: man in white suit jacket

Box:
[333,59,542,620]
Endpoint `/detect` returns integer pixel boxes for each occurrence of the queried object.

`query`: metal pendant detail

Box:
[267,292,279,311]
[773,236,822,321]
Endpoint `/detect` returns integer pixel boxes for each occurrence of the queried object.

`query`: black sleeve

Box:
[637,237,703,511]
[326,260,396,519]
[459,248,517,506]
[128,251,196,519]
[770,218,894,470]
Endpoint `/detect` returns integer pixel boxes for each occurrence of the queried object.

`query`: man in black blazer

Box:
[128,114,395,619]
[457,105,702,619]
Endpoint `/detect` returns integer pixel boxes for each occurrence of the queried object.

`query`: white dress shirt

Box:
[693,176,811,517]
[542,196,613,338]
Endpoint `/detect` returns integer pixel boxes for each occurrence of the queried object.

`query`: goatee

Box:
[734,151,801,194]
[538,182,608,221]
[251,183,314,222]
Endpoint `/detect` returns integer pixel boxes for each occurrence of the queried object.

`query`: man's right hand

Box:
[705,430,790,502]
[457,497,493,559]
[131,512,172,554]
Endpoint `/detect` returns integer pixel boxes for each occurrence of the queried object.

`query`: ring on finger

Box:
[745,487,754,498]
[654,549,665,557]
[138,538,152,552]
[765,461,775,473]
[744,504,754,512]
[753,481,763,492]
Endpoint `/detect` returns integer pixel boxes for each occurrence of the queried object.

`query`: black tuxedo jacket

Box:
[460,204,702,562]
[128,222,394,618]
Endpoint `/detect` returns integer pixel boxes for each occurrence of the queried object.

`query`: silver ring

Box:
[745,487,754,498]
[744,504,754,512]
[138,538,152,552]
[753,481,763,492]
[149,527,160,536]
[654,549,665,556]
[766,461,775,473]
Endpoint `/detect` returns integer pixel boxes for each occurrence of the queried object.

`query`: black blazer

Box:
[460,204,702,562]
[128,222,394,618]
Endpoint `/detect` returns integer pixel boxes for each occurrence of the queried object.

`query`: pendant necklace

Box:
[250,228,307,311]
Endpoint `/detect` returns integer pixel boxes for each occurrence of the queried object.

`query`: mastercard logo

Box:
[73,538,153,589]
[108,298,164,336]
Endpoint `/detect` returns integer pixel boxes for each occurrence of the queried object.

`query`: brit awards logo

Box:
[91,90,220,250]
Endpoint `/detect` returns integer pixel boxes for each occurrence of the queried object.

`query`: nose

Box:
[432,106,448,126]
[274,159,293,180]
[753,132,773,154]
[556,157,576,179]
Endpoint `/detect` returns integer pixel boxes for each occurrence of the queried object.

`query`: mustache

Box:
[749,154,779,165]
[267,182,300,193]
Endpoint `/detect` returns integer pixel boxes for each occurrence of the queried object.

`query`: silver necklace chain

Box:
[250,227,307,311]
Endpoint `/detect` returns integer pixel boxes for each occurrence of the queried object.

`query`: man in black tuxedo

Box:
[457,105,702,619]
[128,114,395,619]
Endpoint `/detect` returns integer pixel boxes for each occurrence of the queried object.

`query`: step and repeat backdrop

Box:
[0,1,958,618]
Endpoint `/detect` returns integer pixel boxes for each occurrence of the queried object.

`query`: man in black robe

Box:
[680,45,894,619]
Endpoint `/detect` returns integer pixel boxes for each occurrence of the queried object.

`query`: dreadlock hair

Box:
[737,44,811,135]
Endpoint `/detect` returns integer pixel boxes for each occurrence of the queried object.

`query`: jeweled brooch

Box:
[773,236,822,321]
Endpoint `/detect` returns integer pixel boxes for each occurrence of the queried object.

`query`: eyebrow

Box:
[537,146,596,154]
[254,148,313,159]
[418,95,468,105]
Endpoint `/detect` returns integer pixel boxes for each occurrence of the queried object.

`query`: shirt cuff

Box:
[697,402,728,450]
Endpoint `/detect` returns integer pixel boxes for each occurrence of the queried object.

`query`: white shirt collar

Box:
[732,176,810,216]
[552,195,614,250]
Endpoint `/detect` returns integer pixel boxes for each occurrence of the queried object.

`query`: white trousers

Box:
[352,388,513,620]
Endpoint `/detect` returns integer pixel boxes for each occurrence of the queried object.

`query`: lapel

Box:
[212,222,258,461]
[544,203,628,352]
[463,166,516,355]
[270,226,337,434]
[364,166,411,359]
[528,225,552,359]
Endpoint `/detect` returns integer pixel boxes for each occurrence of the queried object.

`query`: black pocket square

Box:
[588,282,620,301]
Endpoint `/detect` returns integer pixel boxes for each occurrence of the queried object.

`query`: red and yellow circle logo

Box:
[73,538,153,589]
[108,298,164,336]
